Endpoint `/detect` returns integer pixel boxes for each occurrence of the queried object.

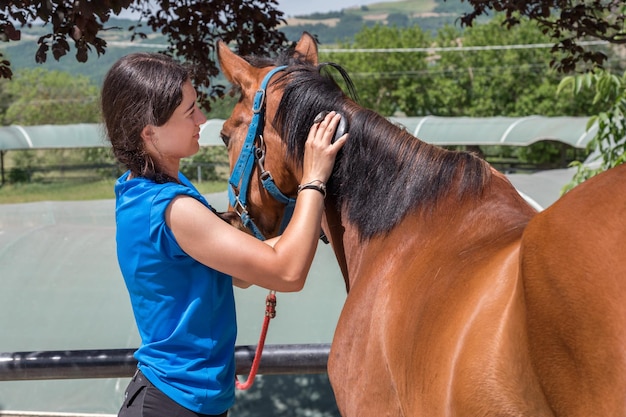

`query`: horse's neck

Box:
[323,171,536,292]
[322,199,351,292]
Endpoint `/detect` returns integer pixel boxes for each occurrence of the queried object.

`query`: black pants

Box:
[118,370,228,417]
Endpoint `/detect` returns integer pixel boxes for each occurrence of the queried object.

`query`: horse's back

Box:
[521,163,626,417]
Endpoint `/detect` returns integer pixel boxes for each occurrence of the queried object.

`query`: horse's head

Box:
[217,32,356,239]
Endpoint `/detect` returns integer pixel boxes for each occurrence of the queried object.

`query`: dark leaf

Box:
[35,43,49,64]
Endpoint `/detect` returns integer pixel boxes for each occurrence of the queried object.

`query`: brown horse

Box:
[217,33,626,416]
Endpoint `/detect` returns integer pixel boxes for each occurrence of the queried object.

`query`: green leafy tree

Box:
[323,24,432,116]
[559,70,626,191]
[387,13,410,28]
[0,77,12,119]
[401,24,471,117]
[460,0,626,72]
[460,1,626,180]
[3,68,99,125]
[324,17,604,118]
[432,17,599,166]
[323,17,606,168]
[206,95,238,120]
[432,15,603,118]
[3,68,103,183]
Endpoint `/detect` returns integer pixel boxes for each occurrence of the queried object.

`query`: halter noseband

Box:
[227,65,295,240]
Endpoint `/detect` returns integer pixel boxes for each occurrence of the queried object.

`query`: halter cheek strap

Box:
[228,65,294,240]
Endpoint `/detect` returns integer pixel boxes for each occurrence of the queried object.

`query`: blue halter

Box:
[227,65,295,240]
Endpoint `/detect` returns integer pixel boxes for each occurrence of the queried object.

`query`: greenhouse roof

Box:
[0,116,597,151]
[390,115,597,148]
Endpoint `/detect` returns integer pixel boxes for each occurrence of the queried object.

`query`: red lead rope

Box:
[235,290,277,390]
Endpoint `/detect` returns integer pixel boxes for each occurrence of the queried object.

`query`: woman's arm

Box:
[231,236,278,288]
[232,277,252,288]
[166,112,347,292]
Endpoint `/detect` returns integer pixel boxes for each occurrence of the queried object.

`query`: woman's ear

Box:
[141,125,156,144]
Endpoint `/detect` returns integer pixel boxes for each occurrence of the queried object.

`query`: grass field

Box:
[0,179,228,204]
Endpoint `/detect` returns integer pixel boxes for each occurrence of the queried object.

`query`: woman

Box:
[101,52,347,417]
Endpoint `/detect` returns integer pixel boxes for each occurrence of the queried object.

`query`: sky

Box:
[276,0,398,17]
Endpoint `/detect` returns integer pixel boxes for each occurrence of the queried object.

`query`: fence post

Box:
[1,150,4,185]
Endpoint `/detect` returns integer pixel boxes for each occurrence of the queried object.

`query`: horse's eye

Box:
[220,134,230,146]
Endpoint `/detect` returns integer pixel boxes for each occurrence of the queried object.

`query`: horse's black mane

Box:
[248,48,492,240]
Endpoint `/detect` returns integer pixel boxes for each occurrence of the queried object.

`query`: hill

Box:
[282,0,473,44]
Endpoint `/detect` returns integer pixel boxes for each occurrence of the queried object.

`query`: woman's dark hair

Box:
[101,52,191,183]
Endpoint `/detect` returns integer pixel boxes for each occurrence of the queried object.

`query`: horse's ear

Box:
[294,32,319,65]
[217,40,253,88]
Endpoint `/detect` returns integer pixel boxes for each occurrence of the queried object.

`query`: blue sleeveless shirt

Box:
[115,171,236,414]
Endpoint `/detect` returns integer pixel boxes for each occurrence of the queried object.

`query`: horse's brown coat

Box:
[521,162,626,417]
[217,33,626,416]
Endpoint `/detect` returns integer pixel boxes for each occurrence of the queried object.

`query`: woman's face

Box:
[143,79,208,168]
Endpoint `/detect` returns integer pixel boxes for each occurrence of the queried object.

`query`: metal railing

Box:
[0,344,330,381]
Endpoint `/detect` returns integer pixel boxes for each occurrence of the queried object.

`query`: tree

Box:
[322,19,606,169]
[459,0,626,72]
[2,68,104,183]
[459,1,626,184]
[0,0,287,111]
[558,69,626,191]
[387,13,410,28]
[3,68,99,125]
[324,25,432,116]
[0,77,12,119]
[323,17,603,118]
[431,15,605,117]
[454,0,626,185]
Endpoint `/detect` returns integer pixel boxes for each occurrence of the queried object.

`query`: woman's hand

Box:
[301,111,348,185]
